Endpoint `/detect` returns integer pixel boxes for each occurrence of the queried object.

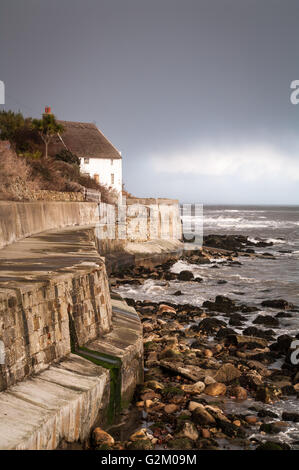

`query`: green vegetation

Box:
[32,113,64,158]
[77,346,122,424]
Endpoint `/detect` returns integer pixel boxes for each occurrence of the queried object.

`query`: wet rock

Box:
[229,385,248,401]
[218,420,246,438]
[160,361,208,382]
[127,439,153,450]
[229,313,245,326]
[281,412,299,423]
[176,421,199,441]
[203,295,238,313]
[255,385,280,403]
[253,315,279,327]
[158,304,176,315]
[182,381,205,395]
[257,409,279,419]
[256,441,290,451]
[160,347,182,359]
[226,334,268,349]
[243,326,274,340]
[201,429,211,438]
[269,334,293,353]
[245,415,258,424]
[205,382,227,396]
[92,428,115,447]
[178,270,194,281]
[213,363,242,384]
[276,311,293,318]
[173,290,183,296]
[204,376,216,385]
[197,317,227,334]
[188,401,202,412]
[240,370,264,389]
[145,380,164,391]
[216,327,237,339]
[191,404,216,425]
[164,404,178,414]
[168,437,194,449]
[260,422,288,434]
[203,349,213,358]
[261,299,294,310]
[203,234,249,251]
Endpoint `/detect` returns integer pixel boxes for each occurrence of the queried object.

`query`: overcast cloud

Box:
[0,0,299,204]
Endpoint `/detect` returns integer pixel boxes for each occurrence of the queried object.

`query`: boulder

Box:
[229,385,248,401]
[226,334,268,349]
[164,404,178,414]
[178,270,194,281]
[281,412,299,423]
[205,382,227,396]
[203,295,237,313]
[253,315,279,327]
[158,304,176,315]
[191,404,216,425]
[213,363,241,384]
[182,381,205,395]
[176,421,199,441]
[261,299,293,310]
[92,428,115,447]
[197,317,227,334]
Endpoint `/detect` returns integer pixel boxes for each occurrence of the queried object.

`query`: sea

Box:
[115,205,299,447]
[118,205,299,324]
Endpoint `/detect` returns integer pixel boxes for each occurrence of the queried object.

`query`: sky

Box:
[0,0,299,204]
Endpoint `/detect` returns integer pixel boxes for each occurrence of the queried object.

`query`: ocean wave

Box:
[182,215,299,229]
[248,237,286,244]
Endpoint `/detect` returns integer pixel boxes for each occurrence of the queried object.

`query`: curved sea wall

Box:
[0,201,99,249]
[0,198,182,449]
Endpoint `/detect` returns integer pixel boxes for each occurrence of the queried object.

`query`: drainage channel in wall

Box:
[76,346,122,424]
[68,308,122,424]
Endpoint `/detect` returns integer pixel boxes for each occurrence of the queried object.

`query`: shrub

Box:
[54,149,80,167]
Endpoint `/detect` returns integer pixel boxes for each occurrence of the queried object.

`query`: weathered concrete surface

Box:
[125,238,183,255]
[88,295,144,407]
[0,224,143,449]
[0,226,112,390]
[104,239,183,274]
[0,354,110,450]
[0,201,99,249]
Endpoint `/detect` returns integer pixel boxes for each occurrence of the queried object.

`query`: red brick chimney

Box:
[44,106,51,114]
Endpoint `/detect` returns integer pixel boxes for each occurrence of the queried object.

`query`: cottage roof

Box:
[48,121,122,160]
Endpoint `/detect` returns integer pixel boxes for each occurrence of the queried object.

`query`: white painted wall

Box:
[80,157,122,193]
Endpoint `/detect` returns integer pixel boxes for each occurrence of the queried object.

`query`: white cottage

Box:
[47,112,122,194]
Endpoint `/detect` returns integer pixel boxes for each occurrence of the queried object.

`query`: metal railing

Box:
[83,188,101,203]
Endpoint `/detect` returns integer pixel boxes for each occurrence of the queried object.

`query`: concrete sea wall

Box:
[0,201,99,249]
[0,198,183,449]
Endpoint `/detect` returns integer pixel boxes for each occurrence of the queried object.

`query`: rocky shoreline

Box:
[91,235,299,451]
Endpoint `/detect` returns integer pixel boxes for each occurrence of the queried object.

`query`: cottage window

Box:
[84,157,89,164]
[111,159,113,165]
[111,173,114,185]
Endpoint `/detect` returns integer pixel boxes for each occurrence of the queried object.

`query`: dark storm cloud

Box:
[0,0,299,203]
